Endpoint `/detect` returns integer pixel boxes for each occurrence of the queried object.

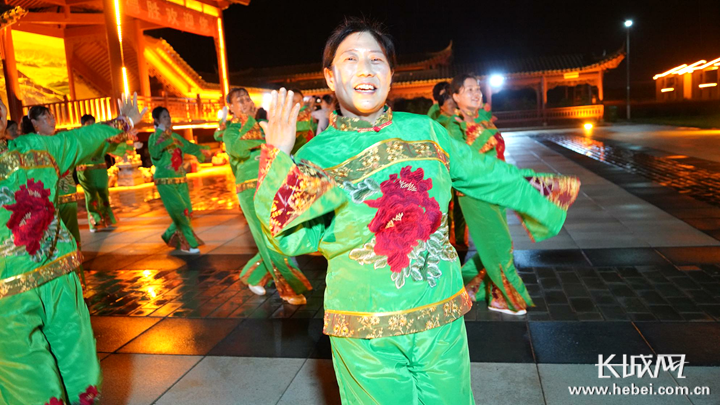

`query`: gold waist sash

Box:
[0,251,83,300]
[323,288,472,339]
[235,179,258,194]
[155,177,187,185]
[77,163,107,171]
[58,193,79,204]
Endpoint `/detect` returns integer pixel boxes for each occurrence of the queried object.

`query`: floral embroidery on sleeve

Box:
[0,179,73,261]
[169,148,183,171]
[349,166,457,289]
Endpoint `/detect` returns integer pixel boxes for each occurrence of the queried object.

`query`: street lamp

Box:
[625,19,633,120]
[489,74,505,88]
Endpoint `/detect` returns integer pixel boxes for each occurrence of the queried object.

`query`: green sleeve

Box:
[149,129,174,161]
[427,103,441,120]
[213,127,225,142]
[432,120,579,242]
[40,123,124,174]
[253,145,347,256]
[442,119,466,143]
[176,132,208,162]
[223,118,256,161]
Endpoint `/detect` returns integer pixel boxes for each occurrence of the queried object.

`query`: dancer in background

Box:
[256,19,579,404]
[290,88,317,153]
[215,88,310,305]
[311,94,334,134]
[4,119,18,140]
[77,114,125,233]
[149,107,211,254]
[427,81,466,248]
[444,73,532,315]
[0,94,143,405]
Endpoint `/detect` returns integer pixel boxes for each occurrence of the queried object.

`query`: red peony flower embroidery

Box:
[4,179,55,255]
[365,167,441,273]
[170,148,183,171]
[79,385,99,405]
[45,398,64,405]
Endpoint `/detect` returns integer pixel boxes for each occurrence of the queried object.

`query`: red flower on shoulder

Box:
[45,398,64,405]
[365,167,441,273]
[79,385,99,405]
[4,179,55,255]
[170,148,183,171]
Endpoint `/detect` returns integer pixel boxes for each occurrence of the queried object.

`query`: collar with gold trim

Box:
[330,107,393,133]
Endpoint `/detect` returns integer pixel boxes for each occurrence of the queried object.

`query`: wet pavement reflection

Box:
[541,134,720,207]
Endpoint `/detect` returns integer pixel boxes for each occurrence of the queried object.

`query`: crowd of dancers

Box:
[0,17,580,405]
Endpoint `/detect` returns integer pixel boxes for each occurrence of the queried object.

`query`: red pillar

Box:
[1,27,23,121]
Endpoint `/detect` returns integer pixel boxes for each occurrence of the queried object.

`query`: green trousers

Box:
[0,272,101,405]
[157,182,203,250]
[236,187,311,297]
[77,168,116,230]
[59,201,85,284]
[458,196,533,311]
[330,319,473,405]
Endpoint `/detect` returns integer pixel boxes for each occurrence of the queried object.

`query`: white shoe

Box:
[181,247,201,254]
[89,228,97,233]
[248,284,266,296]
[488,306,527,316]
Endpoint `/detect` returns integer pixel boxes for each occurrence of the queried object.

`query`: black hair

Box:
[21,105,50,135]
[289,88,303,98]
[80,114,95,125]
[432,82,452,106]
[226,87,249,104]
[6,120,16,129]
[255,107,267,121]
[152,106,169,126]
[321,94,334,105]
[322,17,396,70]
[451,73,479,95]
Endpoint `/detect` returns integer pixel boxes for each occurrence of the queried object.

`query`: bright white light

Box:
[624,20,633,27]
[584,123,594,130]
[489,75,504,88]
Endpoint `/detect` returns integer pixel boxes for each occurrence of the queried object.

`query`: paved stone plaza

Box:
[79,124,720,404]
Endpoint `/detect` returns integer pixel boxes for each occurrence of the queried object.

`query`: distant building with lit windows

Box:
[654,57,720,102]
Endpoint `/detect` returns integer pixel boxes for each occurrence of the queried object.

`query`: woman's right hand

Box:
[266,88,300,156]
[117,92,148,126]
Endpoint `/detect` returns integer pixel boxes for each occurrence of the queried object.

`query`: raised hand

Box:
[117,92,148,126]
[266,88,301,156]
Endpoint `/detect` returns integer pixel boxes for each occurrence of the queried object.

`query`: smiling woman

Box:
[254,18,581,404]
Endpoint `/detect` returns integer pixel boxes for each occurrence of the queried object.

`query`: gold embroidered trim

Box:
[0,150,58,182]
[77,163,107,171]
[58,193,79,204]
[0,251,83,300]
[331,107,393,132]
[325,139,450,185]
[323,288,472,339]
[155,177,187,185]
[235,179,258,194]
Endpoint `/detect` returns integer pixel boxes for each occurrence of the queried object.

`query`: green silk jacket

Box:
[254,109,579,339]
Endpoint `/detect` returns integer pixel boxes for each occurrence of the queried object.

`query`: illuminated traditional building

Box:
[232,44,625,126]
[0,0,265,131]
[654,57,720,102]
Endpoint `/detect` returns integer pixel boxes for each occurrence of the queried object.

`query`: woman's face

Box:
[32,111,56,136]
[5,123,18,139]
[156,110,172,129]
[452,77,483,112]
[324,32,393,119]
[229,91,255,116]
[440,97,456,116]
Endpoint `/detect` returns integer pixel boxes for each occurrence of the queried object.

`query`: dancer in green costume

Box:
[443,73,534,314]
[214,88,311,305]
[149,107,210,254]
[290,89,317,154]
[77,114,125,233]
[0,93,144,405]
[255,19,580,404]
[427,81,467,248]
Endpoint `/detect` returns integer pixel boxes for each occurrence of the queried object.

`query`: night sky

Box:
[148,0,720,99]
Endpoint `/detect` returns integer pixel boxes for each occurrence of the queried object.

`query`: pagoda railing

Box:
[23,95,225,130]
[494,104,604,126]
